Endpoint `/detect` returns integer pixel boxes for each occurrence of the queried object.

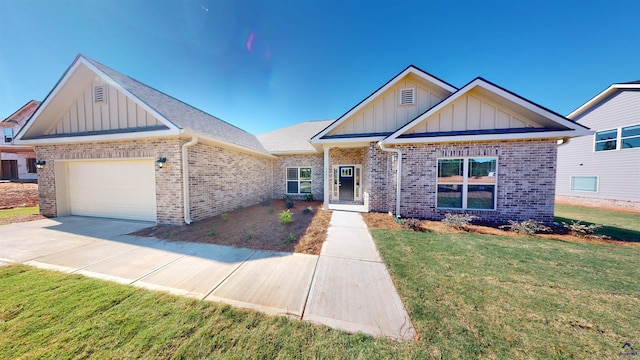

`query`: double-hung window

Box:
[437,157,497,210]
[595,129,618,151]
[621,124,640,149]
[286,167,312,194]
[3,128,12,143]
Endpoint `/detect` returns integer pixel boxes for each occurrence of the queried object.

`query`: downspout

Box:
[377,141,402,218]
[182,137,198,224]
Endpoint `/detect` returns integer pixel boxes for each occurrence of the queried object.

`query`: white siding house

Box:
[556,81,640,212]
[1,100,39,181]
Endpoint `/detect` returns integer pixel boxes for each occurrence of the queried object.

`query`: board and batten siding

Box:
[405,91,542,134]
[46,81,164,136]
[327,75,451,136]
[556,90,640,203]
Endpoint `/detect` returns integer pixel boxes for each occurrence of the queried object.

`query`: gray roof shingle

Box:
[84,56,270,155]
[257,120,333,153]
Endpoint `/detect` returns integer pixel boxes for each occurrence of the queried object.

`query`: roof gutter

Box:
[377,141,402,217]
[182,136,198,224]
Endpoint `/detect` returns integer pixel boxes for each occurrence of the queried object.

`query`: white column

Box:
[323,146,330,210]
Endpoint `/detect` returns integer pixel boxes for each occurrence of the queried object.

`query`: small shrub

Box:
[563,220,603,238]
[236,205,244,210]
[221,213,229,221]
[283,194,295,209]
[302,206,313,214]
[304,193,314,202]
[442,213,476,230]
[403,218,422,231]
[500,219,551,235]
[208,230,217,236]
[260,197,271,206]
[394,217,405,225]
[246,232,253,240]
[283,233,295,243]
[268,207,274,214]
[279,209,293,225]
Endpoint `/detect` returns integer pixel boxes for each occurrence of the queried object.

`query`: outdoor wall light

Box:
[156,157,167,168]
[35,160,46,169]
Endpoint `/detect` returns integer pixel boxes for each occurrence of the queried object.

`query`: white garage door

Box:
[67,159,157,222]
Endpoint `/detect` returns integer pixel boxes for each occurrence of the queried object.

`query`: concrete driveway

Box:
[0,214,415,340]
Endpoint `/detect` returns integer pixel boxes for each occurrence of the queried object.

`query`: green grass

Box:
[0,206,39,219]
[2,229,639,359]
[373,229,640,359]
[555,204,640,241]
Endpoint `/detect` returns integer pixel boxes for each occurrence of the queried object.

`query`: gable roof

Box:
[16,55,271,156]
[310,65,458,143]
[383,77,591,144]
[257,120,333,154]
[2,100,40,124]
[567,81,640,120]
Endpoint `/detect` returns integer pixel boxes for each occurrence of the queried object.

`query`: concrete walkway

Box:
[0,213,415,340]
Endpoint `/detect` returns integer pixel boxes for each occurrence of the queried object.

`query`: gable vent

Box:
[93,84,107,104]
[400,88,415,105]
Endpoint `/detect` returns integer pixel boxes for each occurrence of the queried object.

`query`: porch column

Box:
[323,146,330,210]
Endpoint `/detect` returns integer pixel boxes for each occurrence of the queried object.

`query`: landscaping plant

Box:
[221,212,229,221]
[500,219,551,235]
[279,210,293,225]
[563,220,604,238]
[441,213,476,230]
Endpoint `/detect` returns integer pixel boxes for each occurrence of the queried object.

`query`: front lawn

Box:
[2,227,638,358]
[555,203,640,241]
[0,206,43,225]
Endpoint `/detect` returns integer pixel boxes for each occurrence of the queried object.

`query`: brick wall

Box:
[365,143,394,212]
[383,139,557,224]
[271,154,324,200]
[33,137,275,226]
[187,142,275,222]
[556,195,640,213]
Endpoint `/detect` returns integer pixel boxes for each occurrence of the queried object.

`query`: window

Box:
[595,124,640,151]
[27,158,37,173]
[286,167,312,194]
[437,157,497,210]
[595,129,617,151]
[3,128,13,143]
[621,124,640,149]
[399,88,415,105]
[571,176,598,192]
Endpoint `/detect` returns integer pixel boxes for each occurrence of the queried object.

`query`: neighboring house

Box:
[16,55,589,225]
[1,100,39,181]
[556,81,640,212]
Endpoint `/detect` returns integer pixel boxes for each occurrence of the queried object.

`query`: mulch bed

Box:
[132,200,331,255]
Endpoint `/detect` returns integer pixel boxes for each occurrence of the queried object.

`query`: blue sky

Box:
[1,0,638,134]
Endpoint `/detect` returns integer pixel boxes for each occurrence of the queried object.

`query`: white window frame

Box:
[436,157,498,211]
[286,166,312,195]
[570,176,598,193]
[399,87,415,106]
[594,123,640,152]
[3,128,13,143]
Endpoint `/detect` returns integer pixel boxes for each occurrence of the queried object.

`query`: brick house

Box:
[16,55,590,225]
[1,100,39,181]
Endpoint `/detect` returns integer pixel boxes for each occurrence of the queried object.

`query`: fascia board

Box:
[311,67,456,141]
[13,128,180,145]
[311,136,385,144]
[385,129,593,145]
[184,131,277,159]
[15,59,84,140]
[567,84,640,120]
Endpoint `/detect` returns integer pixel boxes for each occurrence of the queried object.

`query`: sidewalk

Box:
[0,213,416,340]
[304,211,416,340]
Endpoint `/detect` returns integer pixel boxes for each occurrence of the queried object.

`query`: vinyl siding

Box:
[556,90,640,202]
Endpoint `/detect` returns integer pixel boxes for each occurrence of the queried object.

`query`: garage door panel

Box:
[67,160,157,222]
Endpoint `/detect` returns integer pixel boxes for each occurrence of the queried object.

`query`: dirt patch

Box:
[0,182,39,209]
[132,200,331,255]
[362,212,640,247]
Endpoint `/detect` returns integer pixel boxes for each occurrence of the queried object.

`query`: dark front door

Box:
[1,160,18,180]
[339,166,354,201]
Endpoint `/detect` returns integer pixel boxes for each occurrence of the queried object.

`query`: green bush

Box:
[246,232,253,240]
[283,233,295,243]
[304,194,314,202]
[563,220,604,238]
[283,194,295,209]
[279,209,293,225]
[403,218,422,231]
[221,213,229,221]
[208,230,217,236]
[302,206,313,214]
